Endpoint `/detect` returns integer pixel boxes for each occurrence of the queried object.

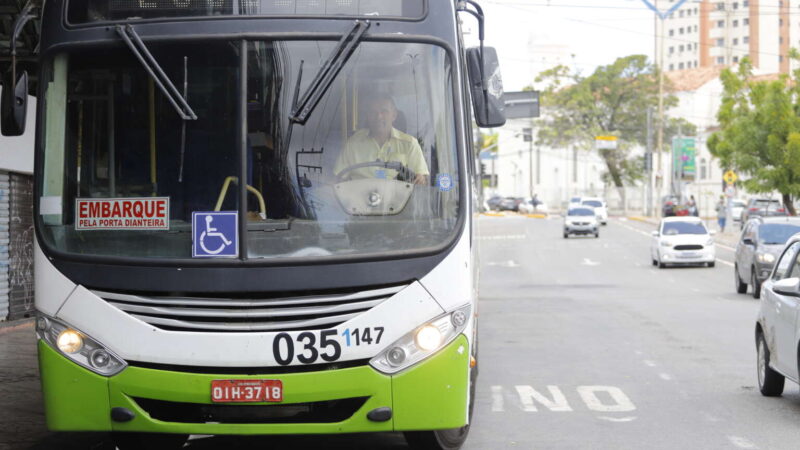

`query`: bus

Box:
[1,0,505,448]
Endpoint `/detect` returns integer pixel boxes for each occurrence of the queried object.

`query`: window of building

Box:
[694,43,698,49]
[733,19,738,27]
[695,60,699,67]
[733,1,739,8]
[669,29,675,36]
[680,27,685,34]
[743,0,748,6]
[694,25,698,32]
[744,36,749,44]
[670,46,675,54]
[733,56,739,63]
[744,18,749,25]
[717,56,725,64]
[717,38,724,46]
[694,7,698,14]
[679,62,685,70]
[669,64,675,71]
[717,2,725,10]
[700,159,707,179]
[679,10,684,17]
[733,38,739,45]
[717,20,724,27]
[679,45,685,52]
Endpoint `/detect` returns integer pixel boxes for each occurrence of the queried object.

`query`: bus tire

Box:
[113,432,188,450]
[404,366,476,450]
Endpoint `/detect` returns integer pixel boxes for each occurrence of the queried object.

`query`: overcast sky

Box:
[465,0,662,91]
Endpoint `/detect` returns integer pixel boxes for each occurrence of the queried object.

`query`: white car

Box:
[755,235,800,397]
[731,198,746,223]
[650,217,716,268]
[563,207,599,238]
[581,197,608,225]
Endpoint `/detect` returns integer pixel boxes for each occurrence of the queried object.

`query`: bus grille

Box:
[133,396,368,424]
[91,285,404,332]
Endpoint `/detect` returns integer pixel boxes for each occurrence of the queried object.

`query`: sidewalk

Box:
[627,216,740,248]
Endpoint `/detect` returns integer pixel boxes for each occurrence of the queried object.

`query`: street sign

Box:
[672,137,696,180]
[723,170,738,184]
[595,136,618,150]
[503,91,540,119]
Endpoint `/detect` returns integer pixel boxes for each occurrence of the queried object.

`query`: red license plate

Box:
[210,379,283,403]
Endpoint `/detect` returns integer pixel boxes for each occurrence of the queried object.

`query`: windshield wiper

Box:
[115,25,197,121]
[290,20,371,124]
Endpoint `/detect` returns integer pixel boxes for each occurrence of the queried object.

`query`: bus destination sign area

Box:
[75,198,170,230]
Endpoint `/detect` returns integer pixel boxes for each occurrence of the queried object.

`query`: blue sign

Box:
[437,173,454,192]
[192,211,238,258]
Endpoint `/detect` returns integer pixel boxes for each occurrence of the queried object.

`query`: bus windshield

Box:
[38,40,459,261]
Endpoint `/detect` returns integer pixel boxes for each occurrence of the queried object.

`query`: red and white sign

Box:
[76,197,170,230]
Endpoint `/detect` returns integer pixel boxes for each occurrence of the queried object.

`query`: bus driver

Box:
[334,94,430,185]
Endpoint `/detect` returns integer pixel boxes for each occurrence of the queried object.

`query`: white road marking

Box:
[658,373,673,381]
[479,234,526,241]
[716,258,735,267]
[728,436,758,449]
[514,385,573,412]
[691,288,701,293]
[717,243,736,251]
[491,385,504,412]
[582,258,600,266]
[576,386,637,412]
[643,360,657,367]
[597,416,637,422]
[487,260,520,268]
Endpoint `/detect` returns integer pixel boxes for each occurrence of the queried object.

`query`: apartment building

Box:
[656,0,795,74]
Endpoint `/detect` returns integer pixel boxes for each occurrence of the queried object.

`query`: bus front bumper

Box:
[38,335,469,434]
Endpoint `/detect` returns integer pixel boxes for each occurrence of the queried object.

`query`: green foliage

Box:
[708,56,800,214]
[535,55,696,188]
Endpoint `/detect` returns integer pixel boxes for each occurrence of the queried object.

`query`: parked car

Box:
[497,196,522,212]
[754,236,800,397]
[740,198,787,226]
[563,207,599,238]
[734,217,800,298]
[650,217,716,268]
[662,195,680,217]
[486,195,504,211]
[568,196,583,209]
[731,198,747,223]
[581,197,608,225]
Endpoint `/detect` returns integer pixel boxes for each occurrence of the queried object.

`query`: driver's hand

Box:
[413,174,429,185]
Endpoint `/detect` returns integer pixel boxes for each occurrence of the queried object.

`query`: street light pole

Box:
[656,4,665,218]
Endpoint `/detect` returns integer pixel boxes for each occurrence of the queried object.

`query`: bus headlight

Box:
[370,305,471,374]
[36,314,127,376]
[757,253,775,264]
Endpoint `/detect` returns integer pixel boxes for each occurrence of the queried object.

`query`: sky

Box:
[464,0,665,92]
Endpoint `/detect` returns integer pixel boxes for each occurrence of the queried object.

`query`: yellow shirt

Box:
[334,128,429,180]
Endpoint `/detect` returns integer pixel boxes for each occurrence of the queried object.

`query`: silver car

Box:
[563,207,599,238]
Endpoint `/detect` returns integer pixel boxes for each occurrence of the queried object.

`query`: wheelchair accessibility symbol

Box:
[192,211,238,258]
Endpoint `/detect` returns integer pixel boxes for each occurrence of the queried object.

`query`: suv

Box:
[740,198,787,226]
[735,216,800,298]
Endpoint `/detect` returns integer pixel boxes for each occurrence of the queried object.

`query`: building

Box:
[657,0,794,74]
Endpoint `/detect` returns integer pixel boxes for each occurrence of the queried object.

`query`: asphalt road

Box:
[6,215,800,449]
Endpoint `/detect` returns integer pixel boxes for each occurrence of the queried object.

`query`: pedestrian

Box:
[688,195,698,216]
[715,195,726,232]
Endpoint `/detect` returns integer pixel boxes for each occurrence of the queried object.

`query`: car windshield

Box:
[758,224,800,245]
[582,200,602,208]
[662,221,707,235]
[38,40,458,261]
[570,197,581,203]
[568,208,594,216]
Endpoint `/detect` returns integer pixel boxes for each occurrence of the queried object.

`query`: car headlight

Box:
[660,241,672,247]
[370,305,470,374]
[36,314,127,376]
[757,253,776,264]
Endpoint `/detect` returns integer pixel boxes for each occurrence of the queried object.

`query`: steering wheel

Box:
[335,161,416,183]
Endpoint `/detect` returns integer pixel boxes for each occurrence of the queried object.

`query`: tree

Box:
[708,56,800,215]
[535,55,695,203]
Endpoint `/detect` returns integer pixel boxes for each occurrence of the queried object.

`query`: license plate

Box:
[678,252,698,258]
[211,379,283,403]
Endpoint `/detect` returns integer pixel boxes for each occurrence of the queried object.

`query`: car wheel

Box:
[757,333,785,397]
[652,258,657,266]
[595,231,599,238]
[707,262,716,268]
[752,268,762,299]
[734,264,748,294]
[563,231,569,239]
[658,261,666,269]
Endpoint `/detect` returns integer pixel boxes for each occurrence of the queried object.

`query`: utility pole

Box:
[656,0,665,218]
[646,108,653,216]
[528,124,534,198]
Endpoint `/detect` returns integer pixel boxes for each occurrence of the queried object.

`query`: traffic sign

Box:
[192,211,238,258]
[595,136,618,150]
[723,170,738,184]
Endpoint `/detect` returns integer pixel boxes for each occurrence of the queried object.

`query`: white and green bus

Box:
[1,0,505,448]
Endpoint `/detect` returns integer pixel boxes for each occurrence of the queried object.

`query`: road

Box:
[6,215,800,449]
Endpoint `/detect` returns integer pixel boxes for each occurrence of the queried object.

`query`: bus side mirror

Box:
[466,46,506,128]
[1,71,29,137]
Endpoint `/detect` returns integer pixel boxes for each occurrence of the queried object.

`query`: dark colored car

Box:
[662,195,680,217]
[735,216,800,298]
[498,196,523,212]
[486,195,504,211]
[740,198,787,226]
